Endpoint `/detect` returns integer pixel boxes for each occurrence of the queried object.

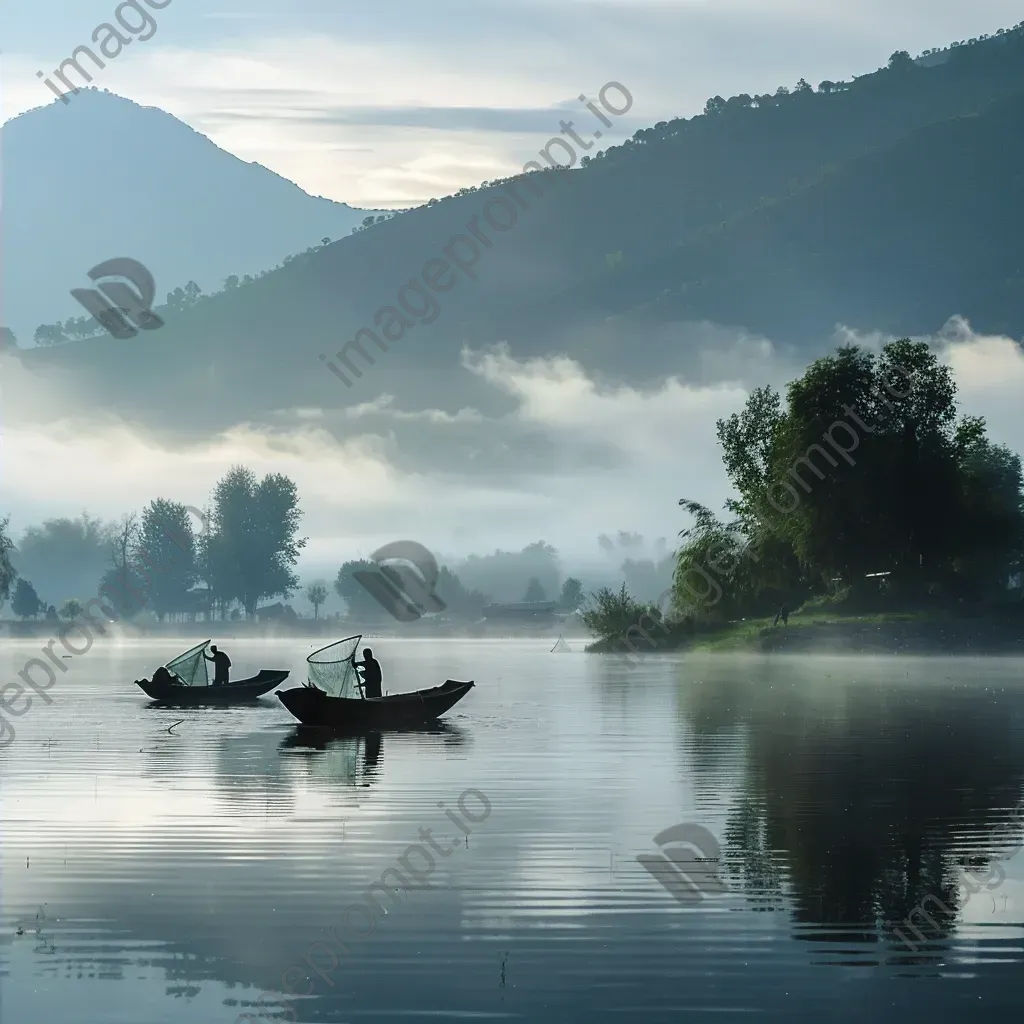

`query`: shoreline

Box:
[587,612,1024,656]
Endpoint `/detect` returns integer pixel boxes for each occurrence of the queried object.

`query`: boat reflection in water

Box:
[279,721,469,787]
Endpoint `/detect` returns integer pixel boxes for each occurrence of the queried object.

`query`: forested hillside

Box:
[15,24,1024,426]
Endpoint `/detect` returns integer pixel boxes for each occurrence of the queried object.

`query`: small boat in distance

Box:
[276,634,474,730]
[135,640,289,705]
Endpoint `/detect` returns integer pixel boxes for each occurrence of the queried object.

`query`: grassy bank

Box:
[587,609,1024,656]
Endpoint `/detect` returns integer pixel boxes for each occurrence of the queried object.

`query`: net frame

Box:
[164,639,212,687]
[306,634,363,699]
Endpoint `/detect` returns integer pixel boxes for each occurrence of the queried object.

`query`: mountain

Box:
[559,89,1024,345]
[13,24,1024,428]
[0,89,384,339]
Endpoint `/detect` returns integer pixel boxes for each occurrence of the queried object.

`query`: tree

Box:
[306,582,328,619]
[98,512,148,617]
[457,541,560,603]
[703,96,727,116]
[0,326,17,351]
[137,499,197,620]
[334,559,389,620]
[794,78,813,93]
[559,577,584,611]
[16,513,112,606]
[59,598,84,619]
[705,340,1024,610]
[889,50,914,70]
[223,275,239,290]
[12,579,42,619]
[204,466,306,617]
[44,604,58,622]
[523,577,547,602]
[581,583,667,648]
[0,517,14,606]
[436,566,489,618]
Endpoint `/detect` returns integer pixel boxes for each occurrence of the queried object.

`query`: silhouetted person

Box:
[355,648,383,699]
[152,665,176,687]
[773,604,791,628]
[203,644,232,686]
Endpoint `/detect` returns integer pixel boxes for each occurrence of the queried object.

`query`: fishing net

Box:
[551,636,571,653]
[307,634,362,698]
[165,640,211,687]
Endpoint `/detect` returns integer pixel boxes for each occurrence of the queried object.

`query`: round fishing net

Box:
[306,634,362,698]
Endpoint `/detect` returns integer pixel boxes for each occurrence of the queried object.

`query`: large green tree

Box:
[203,467,306,618]
[701,340,1024,612]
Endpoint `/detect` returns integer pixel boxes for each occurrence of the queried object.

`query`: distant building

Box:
[481,601,557,622]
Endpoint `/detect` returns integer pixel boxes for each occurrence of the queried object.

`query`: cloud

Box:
[835,316,1024,452]
[5,317,1024,574]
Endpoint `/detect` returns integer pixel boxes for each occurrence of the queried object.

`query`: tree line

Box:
[584,339,1024,646]
[1,480,594,624]
[0,466,305,622]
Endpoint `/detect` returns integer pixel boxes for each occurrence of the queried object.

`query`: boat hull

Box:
[277,680,474,730]
[136,669,290,705]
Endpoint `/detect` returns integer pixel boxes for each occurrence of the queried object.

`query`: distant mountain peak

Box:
[1,88,384,340]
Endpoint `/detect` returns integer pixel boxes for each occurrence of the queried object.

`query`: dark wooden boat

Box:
[136,669,290,705]
[277,679,474,730]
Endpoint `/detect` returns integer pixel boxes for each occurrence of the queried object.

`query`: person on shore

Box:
[203,644,232,686]
[355,648,383,699]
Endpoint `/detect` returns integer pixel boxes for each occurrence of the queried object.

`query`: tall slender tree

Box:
[137,500,198,620]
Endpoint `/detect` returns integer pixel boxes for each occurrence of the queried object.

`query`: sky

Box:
[3,0,1021,207]
[3,0,1024,585]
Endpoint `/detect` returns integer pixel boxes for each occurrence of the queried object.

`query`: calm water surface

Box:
[2,638,1024,1022]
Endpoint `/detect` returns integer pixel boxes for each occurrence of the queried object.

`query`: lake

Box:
[2,637,1023,1022]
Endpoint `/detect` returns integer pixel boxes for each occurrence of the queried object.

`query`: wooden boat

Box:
[136,669,290,704]
[277,679,474,730]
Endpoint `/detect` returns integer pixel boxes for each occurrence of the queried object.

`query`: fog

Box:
[3,316,1023,611]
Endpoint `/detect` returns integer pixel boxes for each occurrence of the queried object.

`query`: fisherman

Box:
[203,643,232,686]
[355,647,383,699]
[152,665,176,687]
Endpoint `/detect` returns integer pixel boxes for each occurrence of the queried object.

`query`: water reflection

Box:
[680,659,1024,966]
[3,643,1024,1024]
